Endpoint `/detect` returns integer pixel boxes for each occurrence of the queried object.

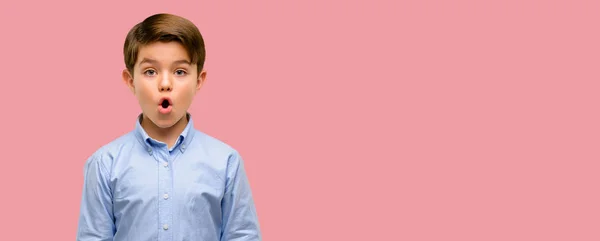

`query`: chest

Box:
[109,150,226,212]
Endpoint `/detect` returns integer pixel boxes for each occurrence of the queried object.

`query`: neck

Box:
[140,114,188,148]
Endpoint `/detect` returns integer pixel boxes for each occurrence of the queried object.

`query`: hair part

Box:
[124,13,206,76]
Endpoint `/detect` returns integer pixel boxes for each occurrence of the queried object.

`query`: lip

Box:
[158,97,173,114]
[159,97,172,105]
[158,105,172,114]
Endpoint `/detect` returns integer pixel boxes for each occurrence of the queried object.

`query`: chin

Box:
[155,121,177,129]
[145,114,177,129]
[155,118,179,129]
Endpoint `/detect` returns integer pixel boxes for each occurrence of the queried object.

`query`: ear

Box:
[196,69,207,93]
[122,69,135,94]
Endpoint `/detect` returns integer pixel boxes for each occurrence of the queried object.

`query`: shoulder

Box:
[192,130,239,156]
[191,130,244,165]
[191,130,248,184]
[84,131,138,172]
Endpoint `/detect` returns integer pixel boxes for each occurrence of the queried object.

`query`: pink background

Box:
[1,0,599,240]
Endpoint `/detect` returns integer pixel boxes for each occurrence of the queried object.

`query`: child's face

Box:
[122,41,206,129]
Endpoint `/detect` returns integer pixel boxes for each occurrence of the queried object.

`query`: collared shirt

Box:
[76,114,261,241]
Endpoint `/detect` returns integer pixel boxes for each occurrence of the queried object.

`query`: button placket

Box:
[158,148,173,240]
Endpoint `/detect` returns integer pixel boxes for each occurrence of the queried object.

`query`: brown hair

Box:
[123,13,206,76]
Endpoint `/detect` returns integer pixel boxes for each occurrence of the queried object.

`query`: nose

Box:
[158,74,172,92]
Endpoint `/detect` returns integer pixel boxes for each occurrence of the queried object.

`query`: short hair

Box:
[123,13,206,76]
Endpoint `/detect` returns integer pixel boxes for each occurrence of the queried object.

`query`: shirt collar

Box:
[134,112,196,153]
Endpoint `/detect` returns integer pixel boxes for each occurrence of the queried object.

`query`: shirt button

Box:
[163,162,168,167]
[163,224,169,230]
[163,194,169,199]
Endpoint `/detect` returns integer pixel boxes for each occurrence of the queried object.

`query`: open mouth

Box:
[158,98,173,114]
[161,99,170,108]
[159,97,172,109]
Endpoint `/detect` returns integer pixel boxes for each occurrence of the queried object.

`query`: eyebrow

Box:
[139,58,191,66]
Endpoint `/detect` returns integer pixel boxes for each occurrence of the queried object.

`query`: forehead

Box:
[136,41,191,65]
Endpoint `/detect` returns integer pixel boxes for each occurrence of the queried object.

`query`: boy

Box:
[76,13,261,241]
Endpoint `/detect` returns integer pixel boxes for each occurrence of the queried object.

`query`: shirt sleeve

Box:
[76,152,116,241]
[220,152,262,241]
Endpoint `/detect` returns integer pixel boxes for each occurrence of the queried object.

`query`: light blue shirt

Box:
[77,114,261,241]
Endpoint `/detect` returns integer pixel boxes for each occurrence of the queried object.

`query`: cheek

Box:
[179,91,194,103]
[133,82,154,103]
[174,92,194,109]
[179,83,197,100]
